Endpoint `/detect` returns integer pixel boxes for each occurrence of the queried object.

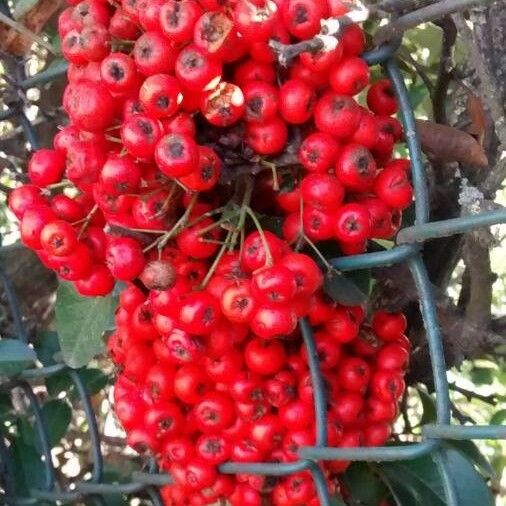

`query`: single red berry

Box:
[160,0,203,43]
[314,92,361,139]
[282,0,328,40]
[250,305,298,340]
[367,79,398,116]
[40,220,78,256]
[234,0,278,42]
[245,117,288,155]
[330,57,370,96]
[251,265,297,304]
[178,291,222,335]
[279,79,316,125]
[139,74,183,118]
[373,166,414,210]
[175,44,222,92]
[100,155,142,195]
[155,133,199,177]
[133,31,177,75]
[300,173,345,211]
[242,80,279,122]
[335,143,377,191]
[8,185,46,219]
[372,311,407,341]
[245,338,287,375]
[334,202,371,243]
[28,149,65,187]
[106,237,145,281]
[121,114,162,160]
[299,132,340,173]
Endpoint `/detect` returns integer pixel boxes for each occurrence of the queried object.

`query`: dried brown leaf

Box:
[466,92,487,146]
[416,119,488,168]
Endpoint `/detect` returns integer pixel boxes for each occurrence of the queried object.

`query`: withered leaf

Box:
[416,119,488,168]
[466,92,487,146]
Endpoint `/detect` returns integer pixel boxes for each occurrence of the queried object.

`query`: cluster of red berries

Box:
[8,0,414,295]
[7,0,416,503]
[110,236,409,505]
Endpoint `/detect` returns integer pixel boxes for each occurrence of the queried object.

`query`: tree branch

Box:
[373,0,489,46]
[432,17,457,124]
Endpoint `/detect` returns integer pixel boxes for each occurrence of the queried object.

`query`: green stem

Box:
[245,206,273,267]
[198,231,233,289]
[303,234,333,271]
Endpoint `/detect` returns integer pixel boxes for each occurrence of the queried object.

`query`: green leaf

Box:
[77,368,109,396]
[10,436,46,496]
[35,330,60,366]
[46,371,73,398]
[330,497,347,506]
[378,456,446,506]
[443,440,496,479]
[490,409,506,425]
[55,282,117,368]
[0,339,37,377]
[323,269,371,306]
[41,400,72,446]
[417,387,437,426]
[343,462,387,505]
[444,449,494,506]
[377,449,494,506]
[469,367,494,385]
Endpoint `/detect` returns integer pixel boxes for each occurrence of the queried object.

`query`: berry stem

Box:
[77,205,98,240]
[231,175,254,248]
[303,234,333,271]
[143,193,199,253]
[245,206,274,267]
[198,230,233,289]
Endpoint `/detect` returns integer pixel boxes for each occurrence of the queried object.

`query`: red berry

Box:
[334,203,371,244]
[314,92,361,139]
[367,79,398,116]
[279,79,316,125]
[245,338,287,375]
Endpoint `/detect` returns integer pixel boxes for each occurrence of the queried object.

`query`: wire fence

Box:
[0,10,506,506]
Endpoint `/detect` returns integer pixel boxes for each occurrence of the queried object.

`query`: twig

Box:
[449,383,496,404]
[373,0,489,46]
[432,17,457,124]
[0,11,59,55]
[451,402,476,424]
[397,48,435,93]
[269,2,370,66]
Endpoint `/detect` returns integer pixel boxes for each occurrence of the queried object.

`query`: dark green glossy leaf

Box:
[35,330,60,366]
[77,368,109,396]
[343,462,387,505]
[444,448,494,506]
[443,440,495,479]
[55,282,117,368]
[10,436,46,496]
[0,339,36,376]
[378,455,446,506]
[41,400,72,446]
[324,269,371,306]
[46,371,73,397]
[377,448,494,506]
